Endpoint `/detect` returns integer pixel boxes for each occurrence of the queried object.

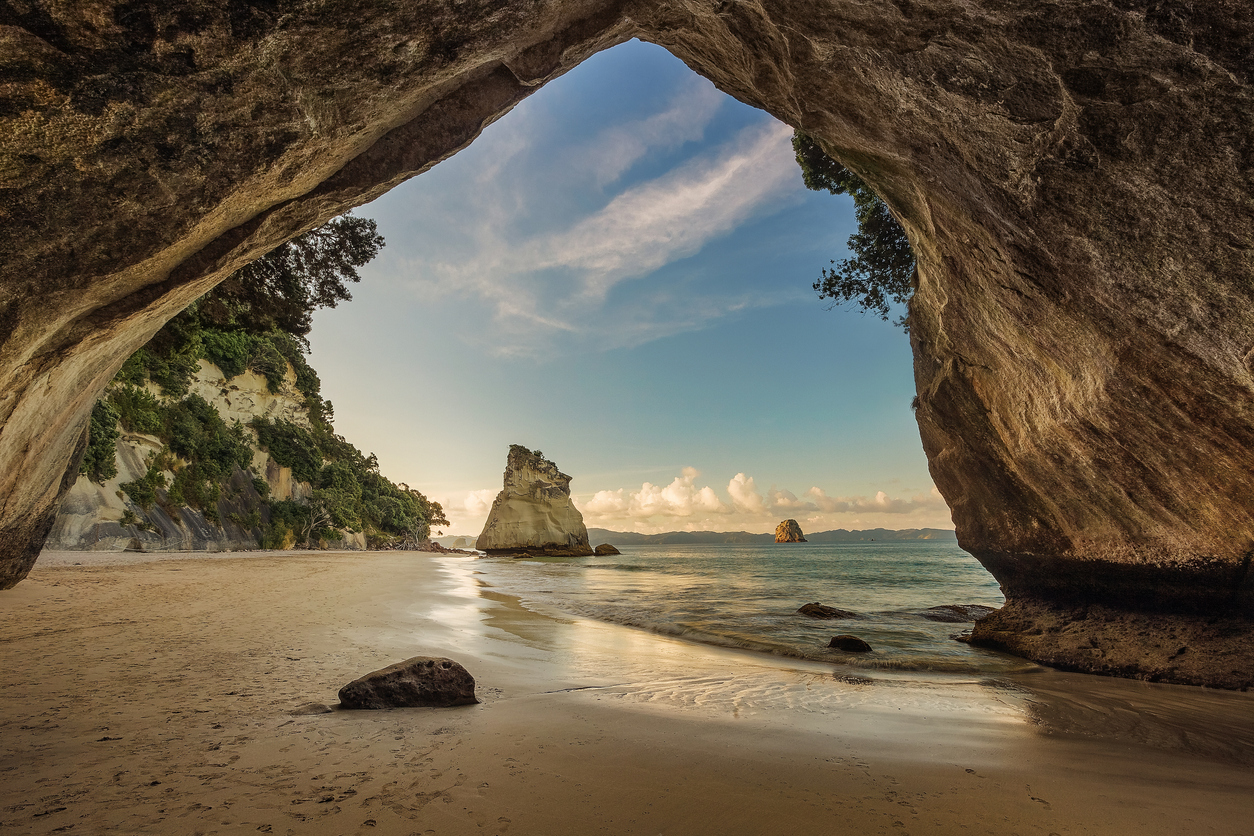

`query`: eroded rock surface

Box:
[338,656,478,709]
[476,446,593,557]
[922,604,999,623]
[1,1,1253,686]
[775,519,806,543]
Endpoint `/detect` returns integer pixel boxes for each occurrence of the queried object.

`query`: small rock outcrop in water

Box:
[594,543,620,556]
[798,603,857,619]
[476,446,594,557]
[828,635,873,653]
[338,656,478,709]
[774,520,806,543]
[922,604,998,623]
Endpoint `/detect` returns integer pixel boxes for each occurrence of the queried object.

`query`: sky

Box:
[307,39,952,536]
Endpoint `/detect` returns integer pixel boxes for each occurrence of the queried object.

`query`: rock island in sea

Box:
[775,519,807,543]
[476,445,594,557]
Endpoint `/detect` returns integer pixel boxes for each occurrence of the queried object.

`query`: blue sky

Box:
[308,40,950,535]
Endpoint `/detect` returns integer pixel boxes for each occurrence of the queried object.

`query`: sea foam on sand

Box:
[2,550,1252,834]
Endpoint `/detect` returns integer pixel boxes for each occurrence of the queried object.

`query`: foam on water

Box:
[471,541,1030,675]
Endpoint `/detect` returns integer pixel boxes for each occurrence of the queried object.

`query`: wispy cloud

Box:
[578,76,725,188]
[397,113,801,356]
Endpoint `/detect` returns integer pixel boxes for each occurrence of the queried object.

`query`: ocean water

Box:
[471,541,1031,675]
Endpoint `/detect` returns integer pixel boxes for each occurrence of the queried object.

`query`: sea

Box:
[471,540,1031,676]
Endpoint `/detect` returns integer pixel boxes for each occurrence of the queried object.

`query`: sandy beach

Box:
[2,550,1253,835]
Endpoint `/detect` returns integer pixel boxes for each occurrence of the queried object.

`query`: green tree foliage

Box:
[792,131,916,327]
[120,453,167,510]
[109,384,162,434]
[88,212,442,546]
[81,400,121,483]
[197,215,384,345]
[250,416,448,544]
[250,418,324,484]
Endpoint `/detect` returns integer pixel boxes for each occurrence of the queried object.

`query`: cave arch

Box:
[2,1,1253,686]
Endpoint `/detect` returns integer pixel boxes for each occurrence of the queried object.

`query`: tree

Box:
[196,214,385,345]
[793,131,916,328]
[81,400,121,483]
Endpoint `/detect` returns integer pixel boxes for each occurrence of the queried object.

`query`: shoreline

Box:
[2,549,1252,834]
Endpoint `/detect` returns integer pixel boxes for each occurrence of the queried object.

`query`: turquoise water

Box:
[473,541,1030,675]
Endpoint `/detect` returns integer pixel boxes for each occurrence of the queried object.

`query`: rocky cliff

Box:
[476,446,593,557]
[46,360,364,553]
[1,1,1253,686]
[774,520,806,543]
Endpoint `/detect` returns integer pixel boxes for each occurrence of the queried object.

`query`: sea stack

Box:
[475,446,594,557]
[775,519,807,543]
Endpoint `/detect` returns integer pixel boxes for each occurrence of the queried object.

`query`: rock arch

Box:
[2,1,1252,685]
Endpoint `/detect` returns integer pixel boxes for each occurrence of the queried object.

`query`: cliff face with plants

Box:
[47,216,446,554]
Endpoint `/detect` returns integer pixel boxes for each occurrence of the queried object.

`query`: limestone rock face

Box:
[42,359,368,553]
[338,656,478,709]
[476,446,593,557]
[775,520,806,543]
[1,1,1253,685]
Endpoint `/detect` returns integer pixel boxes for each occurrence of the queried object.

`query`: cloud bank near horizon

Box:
[431,467,951,537]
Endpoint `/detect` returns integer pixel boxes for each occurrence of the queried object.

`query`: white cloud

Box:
[463,488,499,517]
[578,468,952,533]
[402,118,800,355]
[579,467,731,522]
[804,486,943,515]
[581,76,724,188]
[727,472,767,515]
[532,120,798,304]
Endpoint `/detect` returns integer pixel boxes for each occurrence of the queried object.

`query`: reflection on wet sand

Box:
[2,549,1250,835]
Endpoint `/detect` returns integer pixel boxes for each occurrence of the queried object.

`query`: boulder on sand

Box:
[338,656,478,709]
[798,602,857,619]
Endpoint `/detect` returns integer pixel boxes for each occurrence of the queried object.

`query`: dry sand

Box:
[2,550,1253,835]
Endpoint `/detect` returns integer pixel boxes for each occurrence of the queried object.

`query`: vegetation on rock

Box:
[793,131,915,328]
[80,400,121,484]
[85,215,446,548]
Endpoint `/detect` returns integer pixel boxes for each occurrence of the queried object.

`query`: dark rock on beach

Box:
[338,656,478,709]
[798,602,857,619]
[594,543,621,556]
[922,604,999,623]
[828,635,873,653]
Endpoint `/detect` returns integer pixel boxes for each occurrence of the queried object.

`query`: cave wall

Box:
[2,1,1252,682]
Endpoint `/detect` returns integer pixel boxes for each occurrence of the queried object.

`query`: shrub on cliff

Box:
[84,212,444,545]
[793,131,916,328]
[197,214,383,344]
[81,400,121,483]
[251,418,324,484]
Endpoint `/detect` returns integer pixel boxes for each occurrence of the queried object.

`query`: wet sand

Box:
[2,550,1252,835]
